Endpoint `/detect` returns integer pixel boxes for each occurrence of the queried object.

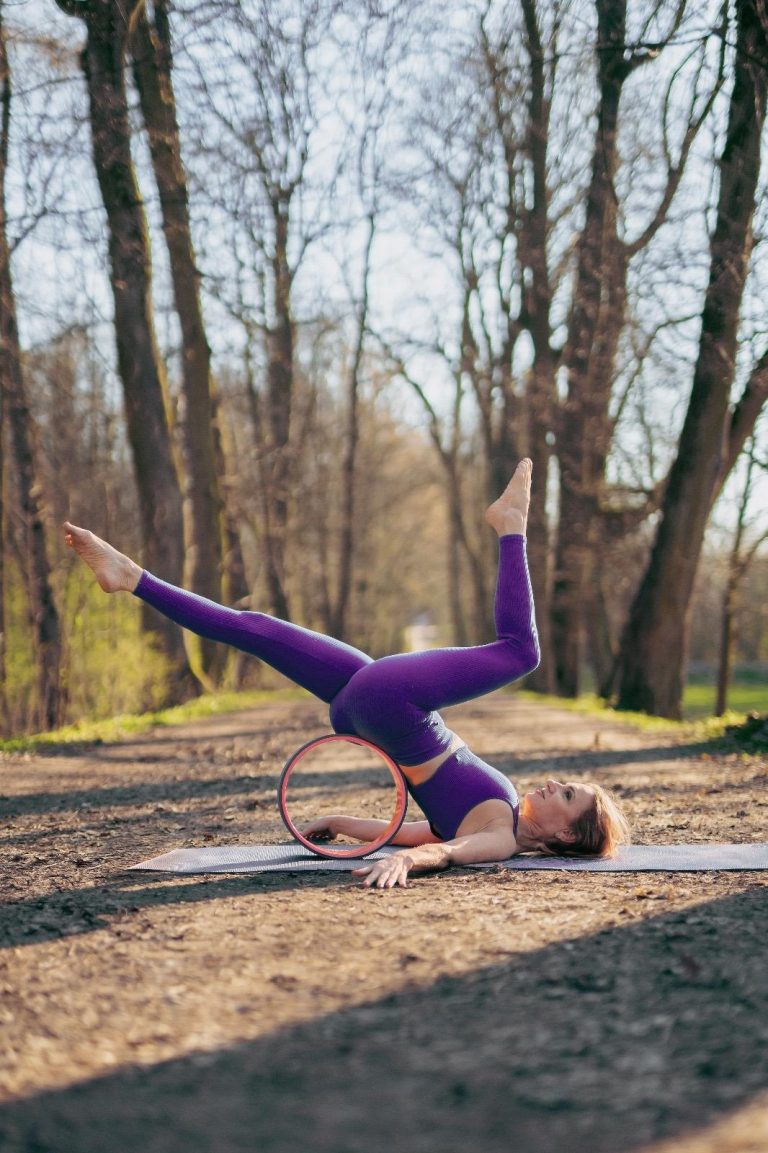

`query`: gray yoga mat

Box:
[129,841,768,874]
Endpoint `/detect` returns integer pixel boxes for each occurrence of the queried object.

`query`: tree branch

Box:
[54,0,89,17]
[721,345,768,484]
[624,23,727,257]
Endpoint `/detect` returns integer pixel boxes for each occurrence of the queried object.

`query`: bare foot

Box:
[63,522,142,593]
[484,458,532,537]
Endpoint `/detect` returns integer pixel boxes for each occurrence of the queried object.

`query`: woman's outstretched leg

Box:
[64,523,372,702]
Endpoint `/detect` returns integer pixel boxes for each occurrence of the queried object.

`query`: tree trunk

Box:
[517,0,557,692]
[0,8,64,731]
[616,0,768,718]
[0,398,6,734]
[546,0,713,697]
[447,526,469,648]
[551,0,631,697]
[715,574,737,717]
[261,201,294,620]
[584,576,616,699]
[214,398,251,687]
[329,213,375,640]
[65,0,198,701]
[715,443,764,716]
[130,1,225,681]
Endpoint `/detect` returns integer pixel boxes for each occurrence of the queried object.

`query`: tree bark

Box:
[329,212,375,641]
[547,0,716,697]
[261,200,294,621]
[0,405,6,735]
[616,0,768,718]
[551,0,632,697]
[213,401,251,686]
[715,570,738,718]
[130,0,225,680]
[59,0,198,701]
[715,444,766,716]
[584,573,616,699]
[393,351,486,645]
[519,0,557,692]
[0,6,64,731]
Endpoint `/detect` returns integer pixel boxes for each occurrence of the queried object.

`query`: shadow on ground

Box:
[0,765,388,821]
[2,886,766,1153]
[6,730,757,822]
[0,872,342,950]
[494,736,754,777]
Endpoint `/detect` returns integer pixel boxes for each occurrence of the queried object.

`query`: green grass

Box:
[0,687,305,755]
[3,678,764,757]
[682,682,767,719]
[518,690,678,728]
[518,683,764,742]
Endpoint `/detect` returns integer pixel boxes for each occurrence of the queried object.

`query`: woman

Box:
[64,459,629,889]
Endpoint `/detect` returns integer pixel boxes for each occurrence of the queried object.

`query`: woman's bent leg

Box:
[135,572,372,702]
[332,534,539,761]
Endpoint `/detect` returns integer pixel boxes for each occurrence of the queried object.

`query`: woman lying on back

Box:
[64,459,630,888]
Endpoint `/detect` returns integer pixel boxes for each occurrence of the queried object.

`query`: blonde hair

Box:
[545,784,631,859]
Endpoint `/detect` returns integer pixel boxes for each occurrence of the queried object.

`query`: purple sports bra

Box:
[406,746,520,841]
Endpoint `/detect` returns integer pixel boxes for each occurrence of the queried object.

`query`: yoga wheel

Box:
[277,734,409,859]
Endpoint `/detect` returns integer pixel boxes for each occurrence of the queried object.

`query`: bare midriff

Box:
[397,729,467,786]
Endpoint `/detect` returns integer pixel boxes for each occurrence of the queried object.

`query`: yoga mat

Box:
[128,842,768,875]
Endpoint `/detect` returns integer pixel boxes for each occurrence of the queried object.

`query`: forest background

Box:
[0,0,766,740]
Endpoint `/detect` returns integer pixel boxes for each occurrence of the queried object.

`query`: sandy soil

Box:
[1,694,767,1153]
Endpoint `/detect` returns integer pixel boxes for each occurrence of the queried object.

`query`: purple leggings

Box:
[134,534,539,838]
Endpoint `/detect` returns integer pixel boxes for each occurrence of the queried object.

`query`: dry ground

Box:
[1,694,767,1153]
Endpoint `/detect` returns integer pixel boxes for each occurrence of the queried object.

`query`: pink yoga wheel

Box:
[278,734,409,859]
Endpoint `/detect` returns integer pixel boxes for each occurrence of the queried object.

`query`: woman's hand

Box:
[352,821,516,889]
[301,814,393,844]
[301,816,337,842]
[352,853,413,889]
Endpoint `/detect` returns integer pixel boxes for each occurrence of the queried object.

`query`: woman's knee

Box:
[519,633,541,674]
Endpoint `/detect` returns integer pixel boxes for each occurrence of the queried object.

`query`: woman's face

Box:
[522,778,595,841]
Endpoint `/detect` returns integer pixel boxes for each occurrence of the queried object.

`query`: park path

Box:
[1,694,767,1153]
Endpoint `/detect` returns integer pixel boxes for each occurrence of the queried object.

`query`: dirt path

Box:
[1,694,767,1153]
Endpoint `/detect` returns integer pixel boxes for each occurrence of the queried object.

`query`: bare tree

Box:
[715,440,768,715]
[56,0,198,702]
[550,0,724,696]
[387,11,533,643]
[327,207,375,641]
[381,343,487,645]
[0,2,64,730]
[186,0,340,620]
[389,1,716,697]
[616,0,768,718]
[0,386,6,734]
[325,9,401,642]
[129,0,226,680]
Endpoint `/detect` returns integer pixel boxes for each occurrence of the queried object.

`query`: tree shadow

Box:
[492,735,750,777]
[1,774,279,820]
[0,886,766,1153]
[3,765,401,824]
[0,870,346,950]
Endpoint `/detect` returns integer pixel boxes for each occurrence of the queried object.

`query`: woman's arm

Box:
[301,815,440,846]
[352,822,517,889]
[392,820,441,847]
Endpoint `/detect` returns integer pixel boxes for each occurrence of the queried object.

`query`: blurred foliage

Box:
[0,686,305,754]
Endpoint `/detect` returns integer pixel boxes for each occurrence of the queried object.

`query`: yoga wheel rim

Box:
[277,734,408,859]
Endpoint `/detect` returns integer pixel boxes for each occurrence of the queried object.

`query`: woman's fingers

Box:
[301,819,333,840]
[352,858,409,889]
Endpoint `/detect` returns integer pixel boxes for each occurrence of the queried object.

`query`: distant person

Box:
[64,460,630,888]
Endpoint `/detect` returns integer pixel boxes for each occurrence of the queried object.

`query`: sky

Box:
[5,0,768,550]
